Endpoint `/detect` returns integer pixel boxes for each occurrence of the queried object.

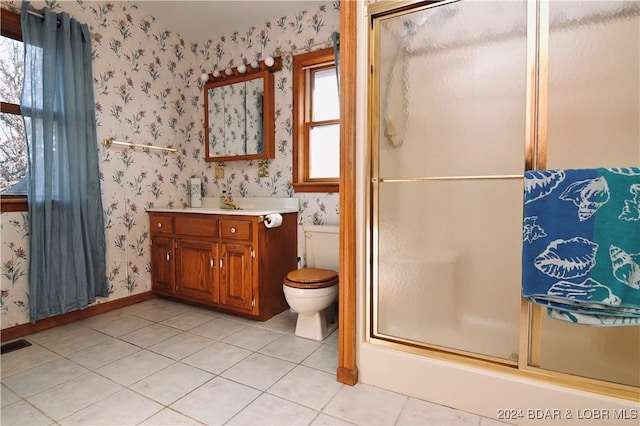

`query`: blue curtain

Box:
[20,2,108,322]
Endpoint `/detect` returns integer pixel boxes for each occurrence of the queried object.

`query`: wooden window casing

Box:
[292,47,340,193]
[1,8,27,212]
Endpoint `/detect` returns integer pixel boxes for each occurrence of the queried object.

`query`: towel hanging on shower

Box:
[522,167,640,326]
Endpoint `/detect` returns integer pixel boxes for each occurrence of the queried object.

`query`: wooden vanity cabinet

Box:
[149,214,175,296]
[149,211,296,321]
[150,235,175,295]
[176,239,219,304]
[219,242,252,311]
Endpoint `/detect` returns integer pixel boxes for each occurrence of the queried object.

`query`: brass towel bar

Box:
[102,138,177,153]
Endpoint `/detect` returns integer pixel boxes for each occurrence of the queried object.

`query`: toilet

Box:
[283,225,339,341]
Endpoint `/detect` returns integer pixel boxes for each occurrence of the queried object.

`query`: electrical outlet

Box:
[215,165,225,179]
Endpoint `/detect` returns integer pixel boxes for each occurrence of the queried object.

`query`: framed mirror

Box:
[204,69,275,162]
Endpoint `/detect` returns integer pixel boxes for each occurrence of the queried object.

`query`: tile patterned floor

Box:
[1,298,508,425]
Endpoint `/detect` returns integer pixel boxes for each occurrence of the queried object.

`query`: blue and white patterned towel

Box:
[522,167,640,326]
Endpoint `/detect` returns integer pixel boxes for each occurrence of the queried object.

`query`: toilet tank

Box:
[304,225,339,271]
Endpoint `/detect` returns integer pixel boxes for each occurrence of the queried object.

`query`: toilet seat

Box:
[284,268,338,289]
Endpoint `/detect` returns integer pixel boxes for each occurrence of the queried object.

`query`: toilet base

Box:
[294,305,338,341]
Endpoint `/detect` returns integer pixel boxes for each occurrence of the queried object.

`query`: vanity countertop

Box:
[146,207,298,216]
[146,196,299,216]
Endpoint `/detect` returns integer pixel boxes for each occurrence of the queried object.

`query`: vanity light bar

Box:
[102,138,177,153]
[201,56,282,83]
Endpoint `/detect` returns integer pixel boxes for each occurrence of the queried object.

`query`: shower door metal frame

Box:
[366,0,639,401]
[368,0,525,369]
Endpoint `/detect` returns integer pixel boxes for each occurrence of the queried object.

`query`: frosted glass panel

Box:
[374,0,527,361]
[546,1,640,168]
[538,1,640,386]
[377,180,523,360]
[539,316,640,387]
[378,1,527,178]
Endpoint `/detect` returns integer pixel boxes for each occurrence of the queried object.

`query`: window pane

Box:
[0,36,24,104]
[309,124,340,179]
[312,67,339,121]
[1,112,27,194]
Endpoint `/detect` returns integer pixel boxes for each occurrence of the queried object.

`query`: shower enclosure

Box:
[369,0,639,395]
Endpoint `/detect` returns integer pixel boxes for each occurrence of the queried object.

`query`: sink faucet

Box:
[220,191,240,210]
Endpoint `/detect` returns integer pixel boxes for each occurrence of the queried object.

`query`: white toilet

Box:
[283,225,339,341]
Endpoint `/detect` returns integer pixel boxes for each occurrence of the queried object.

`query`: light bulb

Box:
[200,73,209,83]
[212,70,221,78]
[264,56,275,67]
[250,60,259,69]
[237,64,246,74]
[225,67,233,76]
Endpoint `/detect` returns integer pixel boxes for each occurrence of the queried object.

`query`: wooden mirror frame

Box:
[204,68,275,162]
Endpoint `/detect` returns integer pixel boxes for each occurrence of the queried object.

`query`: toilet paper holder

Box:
[262,213,283,229]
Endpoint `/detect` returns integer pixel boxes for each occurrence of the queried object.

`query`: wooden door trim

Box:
[337,0,358,385]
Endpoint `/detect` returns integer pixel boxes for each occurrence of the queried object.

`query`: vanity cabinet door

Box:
[151,236,175,295]
[176,239,219,304]
[219,243,254,313]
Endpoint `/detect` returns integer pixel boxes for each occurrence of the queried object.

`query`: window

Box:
[292,47,340,193]
[1,8,27,212]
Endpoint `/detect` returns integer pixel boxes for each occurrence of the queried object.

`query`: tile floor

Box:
[1,298,509,425]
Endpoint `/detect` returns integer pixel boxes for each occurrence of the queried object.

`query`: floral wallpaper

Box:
[1,0,340,328]
[197,3,341,226]
[1,213,29,323]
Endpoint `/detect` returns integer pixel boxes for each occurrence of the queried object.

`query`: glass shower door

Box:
[535,0,640,387]
[372,0,528,362]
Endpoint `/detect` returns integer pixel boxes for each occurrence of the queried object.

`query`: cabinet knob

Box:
[230,227,236,234]
[157,222,162,228]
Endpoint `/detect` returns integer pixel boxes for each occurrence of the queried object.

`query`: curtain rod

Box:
[27,10,46,19]
[277,39,335,56]
[26,9,64,24]
[102,138,177,153]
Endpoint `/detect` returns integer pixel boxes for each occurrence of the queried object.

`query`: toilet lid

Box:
[284,268,339,289]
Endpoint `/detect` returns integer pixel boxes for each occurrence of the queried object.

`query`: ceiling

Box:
[134,0,331,43]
